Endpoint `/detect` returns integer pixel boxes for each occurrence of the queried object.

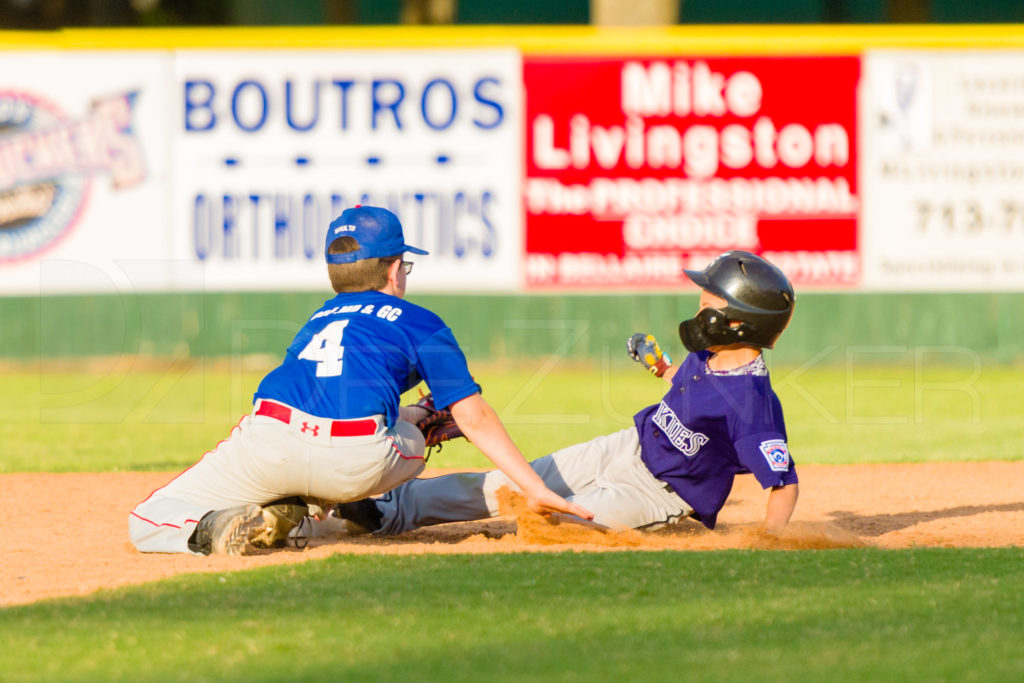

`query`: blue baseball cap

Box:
[324,205,428,264]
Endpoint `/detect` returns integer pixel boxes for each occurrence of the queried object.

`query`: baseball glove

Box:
[413,391,468,458]
[627,332,673,377]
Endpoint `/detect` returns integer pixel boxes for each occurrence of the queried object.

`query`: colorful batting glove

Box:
[626,333,673,377]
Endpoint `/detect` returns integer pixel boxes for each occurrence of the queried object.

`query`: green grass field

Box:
[1,357,1019,472]
[2,359,1021,681]
[2,550,1022,682]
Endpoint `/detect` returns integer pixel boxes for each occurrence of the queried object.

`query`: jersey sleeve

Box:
[733,432,798,489]
[730,390,797,489]
[414,327,480,410]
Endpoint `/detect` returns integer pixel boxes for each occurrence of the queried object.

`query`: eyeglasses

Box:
[401,261,414,275]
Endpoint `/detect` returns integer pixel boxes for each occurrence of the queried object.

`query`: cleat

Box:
[251,498,310,549]
[190,505,265,556]
[331,498,384,535]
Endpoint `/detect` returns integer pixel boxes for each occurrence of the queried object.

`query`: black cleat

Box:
[331,498,383,535]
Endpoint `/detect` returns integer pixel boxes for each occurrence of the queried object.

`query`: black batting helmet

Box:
[678,251,795,352]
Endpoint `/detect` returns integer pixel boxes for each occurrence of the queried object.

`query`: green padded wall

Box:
[2,292,1022,364]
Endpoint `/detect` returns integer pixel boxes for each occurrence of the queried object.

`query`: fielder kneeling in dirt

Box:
[333,251,800,537]
[129,206,591,556]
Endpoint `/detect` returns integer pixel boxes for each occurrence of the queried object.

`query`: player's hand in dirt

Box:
[524,487,594,521]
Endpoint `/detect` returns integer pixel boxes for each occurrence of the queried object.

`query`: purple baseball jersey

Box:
[634,350,798,529]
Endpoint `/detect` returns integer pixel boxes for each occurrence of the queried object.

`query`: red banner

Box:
[524,56,860,289]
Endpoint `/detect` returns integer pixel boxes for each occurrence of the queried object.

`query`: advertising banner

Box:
[10,39,1024,296]
[523,56,861,289]
[0,52,170,295]
[171,50,522,292]
[860,51,1024,291]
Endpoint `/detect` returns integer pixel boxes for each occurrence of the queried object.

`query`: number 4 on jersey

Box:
[298,320,349,377]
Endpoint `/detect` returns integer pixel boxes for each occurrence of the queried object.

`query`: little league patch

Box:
[759,439,790,472]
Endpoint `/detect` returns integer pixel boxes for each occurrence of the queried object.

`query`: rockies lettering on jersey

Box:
[651,401,709,456]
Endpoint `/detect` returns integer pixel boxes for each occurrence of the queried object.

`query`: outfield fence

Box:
[3,291,1021,365]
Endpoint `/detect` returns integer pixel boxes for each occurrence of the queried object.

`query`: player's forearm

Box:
[764,483,799,532]
[477,437,549,497]
[450,396,549,496]
[460,413,536,487]
[450,395,593,520]
[661,364,679,383]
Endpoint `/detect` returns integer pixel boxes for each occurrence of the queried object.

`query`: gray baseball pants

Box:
[376,426,693,534]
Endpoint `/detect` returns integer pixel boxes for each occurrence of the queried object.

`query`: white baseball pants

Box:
[129,399,426,554]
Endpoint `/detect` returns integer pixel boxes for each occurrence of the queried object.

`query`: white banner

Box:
[0,51,171,295]
[170,50,523,292]
[0,48,522,295]
[861,51,1024,291]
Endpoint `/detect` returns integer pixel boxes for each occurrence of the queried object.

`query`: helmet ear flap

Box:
[730,319,756,343]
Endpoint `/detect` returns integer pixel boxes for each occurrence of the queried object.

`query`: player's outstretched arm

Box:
[763,483,799,533]
[626,333,677,383]
[449,393,595,520]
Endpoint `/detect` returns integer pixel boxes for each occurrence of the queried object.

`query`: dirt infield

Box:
[3,462,1022,607]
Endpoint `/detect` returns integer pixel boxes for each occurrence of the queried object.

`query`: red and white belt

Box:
[254,399,379,437]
